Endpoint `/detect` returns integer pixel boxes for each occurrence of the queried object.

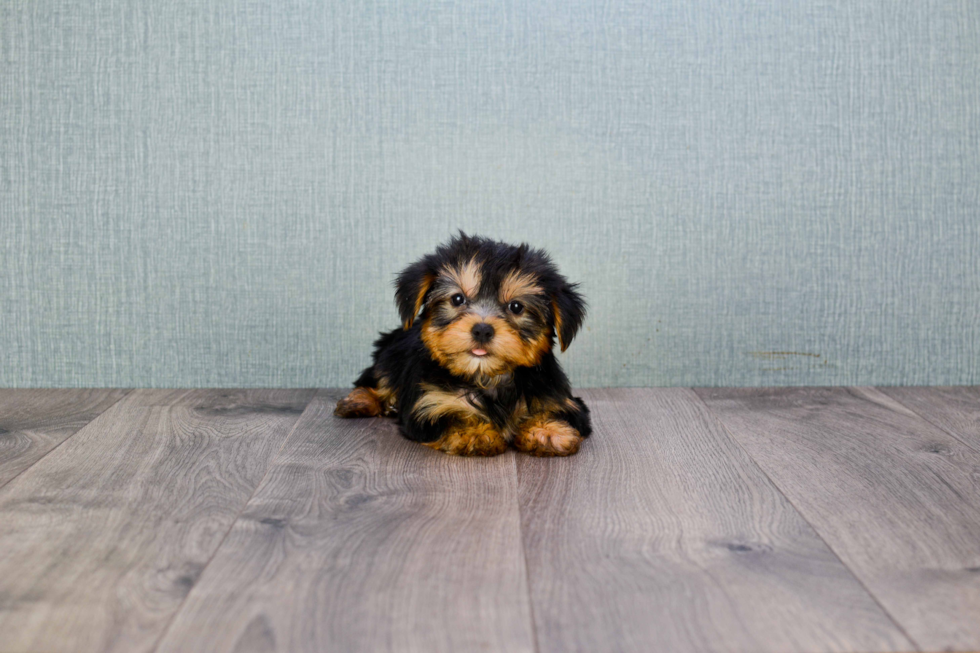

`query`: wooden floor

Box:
[0,388,978,653]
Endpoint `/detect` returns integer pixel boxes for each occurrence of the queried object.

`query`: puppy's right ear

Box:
[395,259,436,329]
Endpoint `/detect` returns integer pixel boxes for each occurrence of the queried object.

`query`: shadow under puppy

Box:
[335,233,592,456]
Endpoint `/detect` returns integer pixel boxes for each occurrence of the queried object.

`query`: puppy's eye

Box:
[508,300,524,315]
[451,293,466,307]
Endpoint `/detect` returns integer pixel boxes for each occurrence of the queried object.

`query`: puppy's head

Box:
[395,233,586,381]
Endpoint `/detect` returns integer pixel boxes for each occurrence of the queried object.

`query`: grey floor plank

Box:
[156,389,535,653]
[517,388,911,653]
[878,386,980,454]
[697,386,980,653]
[0,388,129,487]
[0,388,315,653]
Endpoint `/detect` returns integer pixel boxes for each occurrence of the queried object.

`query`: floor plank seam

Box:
[513,454,542,653]
[690,388,924,653]
[874,387,980,457]
[147,388,320,652]
[0,388,133,492]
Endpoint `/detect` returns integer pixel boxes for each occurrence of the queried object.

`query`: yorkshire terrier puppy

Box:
[334,233,591,457]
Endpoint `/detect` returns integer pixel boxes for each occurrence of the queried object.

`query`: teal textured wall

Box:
[2,0,979,388]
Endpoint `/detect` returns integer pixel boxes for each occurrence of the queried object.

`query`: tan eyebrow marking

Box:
[499,269,542,302]
[442,257,482,297]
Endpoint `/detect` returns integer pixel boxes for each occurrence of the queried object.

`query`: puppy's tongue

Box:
[471,348,488,357]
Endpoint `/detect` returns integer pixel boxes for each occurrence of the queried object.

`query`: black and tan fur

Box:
[335,233,591,456]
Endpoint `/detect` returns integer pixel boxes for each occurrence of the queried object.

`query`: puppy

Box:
[335,233,591,457]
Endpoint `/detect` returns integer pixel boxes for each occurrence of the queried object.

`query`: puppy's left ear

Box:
[395,259,436,329]
[551,282,586,352]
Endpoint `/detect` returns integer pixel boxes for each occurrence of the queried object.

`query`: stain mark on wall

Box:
[748,351,821,360]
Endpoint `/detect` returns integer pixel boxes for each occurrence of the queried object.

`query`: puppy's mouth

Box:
[470,348,489,357]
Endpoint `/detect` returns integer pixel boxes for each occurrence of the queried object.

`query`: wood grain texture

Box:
[0,388,315,653]
[156,389,535,653]
[0,388,129,487]
[697,386,980,652]
[517,388,911,653]
[878,386,980,453]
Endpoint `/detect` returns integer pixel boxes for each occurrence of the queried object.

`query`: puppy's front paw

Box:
[426,421,507,457]
[334,388,382,418]
[514,416,583,457]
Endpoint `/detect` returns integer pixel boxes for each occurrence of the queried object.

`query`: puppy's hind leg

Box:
[334,387,383,418]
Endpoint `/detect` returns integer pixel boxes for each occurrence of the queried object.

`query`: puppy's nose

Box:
[471,322,495,344]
